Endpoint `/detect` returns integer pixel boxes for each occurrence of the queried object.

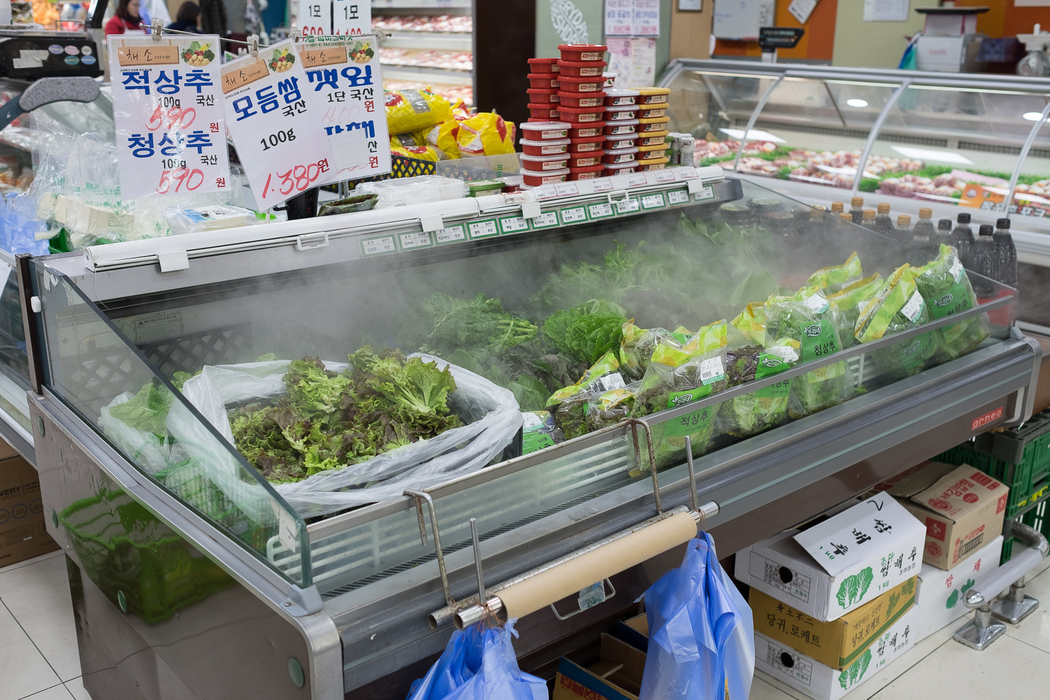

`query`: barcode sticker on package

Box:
[700,356,725,385]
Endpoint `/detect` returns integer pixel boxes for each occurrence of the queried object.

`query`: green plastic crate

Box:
[934,410,1050,520]
[1001,495,1050,565]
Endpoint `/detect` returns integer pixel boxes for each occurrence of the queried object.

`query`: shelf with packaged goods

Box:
[381,31,472,51]
[383,65,473,86]
[372,0,471,10]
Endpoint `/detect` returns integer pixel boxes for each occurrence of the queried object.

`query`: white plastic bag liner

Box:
[167,354,521,519]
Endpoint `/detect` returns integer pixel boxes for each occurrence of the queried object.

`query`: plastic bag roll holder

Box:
[954,520,1049,650]
[416,421,719,630]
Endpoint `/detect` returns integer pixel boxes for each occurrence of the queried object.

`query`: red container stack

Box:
[519,121,572,187]
[557,44,607,180]
[603,89,639,176]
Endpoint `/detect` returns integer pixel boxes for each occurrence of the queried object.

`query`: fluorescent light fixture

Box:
[719,128,786,143]
[1023,111,1048,122]
[846,98,869,108]
[890,145,974,165]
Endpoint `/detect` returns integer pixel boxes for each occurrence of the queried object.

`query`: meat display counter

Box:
[15,168,1042,699]
[658,60,1050,268]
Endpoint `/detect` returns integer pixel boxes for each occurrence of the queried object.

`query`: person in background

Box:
[104,0,143,34]
[168,2,202,33]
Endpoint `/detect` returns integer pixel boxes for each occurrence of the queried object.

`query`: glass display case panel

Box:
[864,85,1041,211]
[28,260,312,586]
[1009,107,1050,221]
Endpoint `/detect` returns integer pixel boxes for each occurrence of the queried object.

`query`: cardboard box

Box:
[756,608,917,700]
[735,492,926,621]
[0,456,59,568]
[554,633,645,700]
[750,576,916,669]
[0,438,18,462]
[914,535,1003,642]
[875,460,958,498]
[902,465,1008,570]
[616,613,649,653]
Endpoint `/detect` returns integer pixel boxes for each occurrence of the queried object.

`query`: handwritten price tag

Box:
[223,40,338,209]
[108,35,230,201]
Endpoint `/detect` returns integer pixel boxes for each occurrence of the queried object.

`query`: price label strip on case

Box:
[641,193,666,210]
[498,215,530,235]
[435,224,467,245]
[615,198,640,215]
[667,189,690,205]
[531,211,560,229]
[560,206,588,224]
[693,185,715,201]
[398,231,433,250]
[589,202,615,219]
[468,219,499,239]
[361,234,397,257]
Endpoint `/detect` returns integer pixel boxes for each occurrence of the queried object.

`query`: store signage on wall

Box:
[107,35,231,201]
[222,40,339,209]
[605,0,659,38]
[607,36,656,88]
[863,0,910,23]
[295,35,392,179]
[677,0,702,11]
[550,0,590,44]
[298,0,371,36]
[787,0,818,25]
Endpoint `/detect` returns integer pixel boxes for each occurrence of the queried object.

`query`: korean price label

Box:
[498,215,529,235]
[693,185,715,201]
[531,211,560,229]
[108,35,230,200]
[398,231,432,250]
[655,170,675,183]
[435,225,466,245]
[560,206,588,224]
[555,182,579,197]
[591,179,614,193]
[333,0,370,35]
[222,40,338,209]
[615,197,641,215]
[589,202,614,219]
[361,235,396,256]
[468,219,499,239]
[626,173,648,188]
[641,193,665,210]
[296,35,391,179]
[667,189,690,205]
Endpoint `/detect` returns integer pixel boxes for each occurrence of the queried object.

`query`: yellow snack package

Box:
[385,88,453,135]
[389,144,448,162]
[425,119,462,159]
[455,112,516,156]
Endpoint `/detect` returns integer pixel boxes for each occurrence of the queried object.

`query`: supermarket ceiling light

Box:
[846,99,869,108]
[1023,111,1049,122]
[890,145,974,165]
[719,128,786,143]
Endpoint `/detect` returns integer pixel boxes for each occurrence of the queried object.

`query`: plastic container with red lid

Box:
[604,135,636,151]
[527,88,560,104]
[522,168,569,187]
[602,73,616,88]
[638,105,667,119]
[528,57,560,73]
[558,44,607,62]
[569,164,605,180]
[521,153,571,172]
[558,60,607,78]
[558,105,604,123]
[558,92,606,109]
[569,122,606,139]
[604,162,638,176]
[527,74,561,90]
[520,138,570,156]
[636,87,670,105]
[558,76,604,93]
[568,153,603,168]
[520,121,570,140]
[638,131,669,147]
[603,148,638,164]
[604,120,638,136]
[605,88,639,106]
[528,104,560,120]
[636,156,670,171]
[637,116,670,133]
[638,143,668,158]
[604,104,640,122]
[568,135,605,153]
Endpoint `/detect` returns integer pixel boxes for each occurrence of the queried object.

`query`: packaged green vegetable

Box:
[856,265,938,380]
[619,321,677,380]
[543,299,629,366]
[587,383,640,433]
[730,303,768,346]
[765,291,853,418]
[719,338,800,438]
[522,410,559,454]
[912,244,989,363]
[827,274,884,349]
[547,351,626,440]
[806,252,863,292]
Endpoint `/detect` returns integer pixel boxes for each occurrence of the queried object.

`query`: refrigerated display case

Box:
[658,60,1050,267]
[17,164,1041,698]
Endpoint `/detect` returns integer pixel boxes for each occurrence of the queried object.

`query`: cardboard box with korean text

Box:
[874,460,958,501]
[903,465,1008,570]
[0,456,59,567]
[750,576,916,669]
[756,607,917,700]
[914,535,1003,642]
[553,633,644,700]
[735,493,926,621]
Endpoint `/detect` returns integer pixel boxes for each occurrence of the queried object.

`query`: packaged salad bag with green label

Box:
[620,321,680,381]
[855,265,938,380]
[631,321,729,466]
[547,351,626,439]
[718,331,800,439]
[912,244,989,363]
[826,274,884,349]
[587,382,641,432]
[765,290,854,418]
[806,252,863,293]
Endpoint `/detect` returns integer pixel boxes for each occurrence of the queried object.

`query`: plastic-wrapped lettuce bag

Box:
[827,274,884,349]
[620,321,679,381]
[806,252,863,293]
[719,335,800,439]
[912,244,989,363]
[632,321,728,466]
[766,289,853,419]
[547,351,626,440]
[730,303,769,346]
[587,382,641,432]
[856,265,938,380]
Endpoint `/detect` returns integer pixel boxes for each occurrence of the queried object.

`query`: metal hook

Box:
[684,435,700,514]
[627,418,662,514]
[470,518,486,606]
[248,34,260,57]
[151,17,163,41]
[404,489,452,606]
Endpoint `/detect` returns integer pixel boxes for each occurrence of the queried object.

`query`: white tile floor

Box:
[3,552,1050,700]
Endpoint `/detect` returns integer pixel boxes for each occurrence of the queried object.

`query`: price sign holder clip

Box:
[290,26,302,43]
[247,34,259,57]
[150,17,164,41]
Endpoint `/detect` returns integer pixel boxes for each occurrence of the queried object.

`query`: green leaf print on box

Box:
[836,567,875,609]
[838,648,872,690]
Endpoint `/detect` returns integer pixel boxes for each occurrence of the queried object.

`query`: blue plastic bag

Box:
[639,531,755,700]
[407,620,548,700]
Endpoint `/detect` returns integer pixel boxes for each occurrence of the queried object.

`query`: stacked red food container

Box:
[520,57,572,187]
[602,88,639,177]
[557,44,607,180]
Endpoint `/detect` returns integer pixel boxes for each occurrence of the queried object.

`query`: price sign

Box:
[108,35,230,200]
[398,231,432,250]
[589,202,614,219]
[298,0,330,35]
[435,225,467,244]
[560,206,588,224]
[626,173,648,187]
[615,198,640,214]
[468,219,499,239]
[222,40,338,209]
[555,182,579,197]
[296,35,391,179]
[591,179,614,193]
[361,235,397,256]
[532,211,560,229]
[333,0,370,35]
[498,215,529,235]
[667,189,690,205]
[693,185,715,201]
[641,193,665,210]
